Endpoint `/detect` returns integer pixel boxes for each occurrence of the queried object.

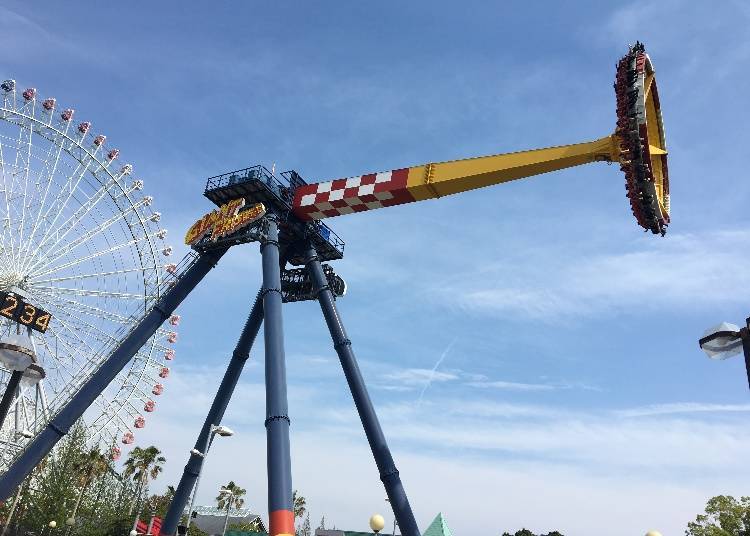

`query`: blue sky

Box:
[4,1,750,535]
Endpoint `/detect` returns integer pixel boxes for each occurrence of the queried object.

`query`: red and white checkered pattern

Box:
[293,168,415,220]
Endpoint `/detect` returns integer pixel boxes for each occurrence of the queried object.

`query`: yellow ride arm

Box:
[292,135,621,220]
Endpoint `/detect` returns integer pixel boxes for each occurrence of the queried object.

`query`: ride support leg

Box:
[160,289,265,536]
[261,216,294,536]
[0,248,229,501]
[303,244,421,536]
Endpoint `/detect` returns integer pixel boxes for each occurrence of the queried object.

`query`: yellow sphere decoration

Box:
[369,514,385,533]
[645,531,662,536]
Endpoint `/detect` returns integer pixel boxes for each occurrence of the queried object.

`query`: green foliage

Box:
[228,518,264,532]
[217,480,247,511]
[293,490,306,520]
[501,530,565,536]
[123,445,166,491]
[298,512,311,536]
[143,484,176,519]
[686,495,750,536]
[186,524,210,536]
[1,425,140,536]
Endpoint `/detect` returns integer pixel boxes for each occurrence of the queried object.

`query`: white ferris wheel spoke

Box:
[21,156,95,273]
[32,285,154,301]
[24,174,120,273]
[20,120,75,271]
[31,229,163,280]
[0,81,169,464]
[0,140,17,273]
[28,197,155,274]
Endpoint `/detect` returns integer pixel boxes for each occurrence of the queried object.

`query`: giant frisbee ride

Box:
[1,43,669,536]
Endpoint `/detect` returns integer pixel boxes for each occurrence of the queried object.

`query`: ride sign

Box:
[0,291,52,333]
[184,198,266,246]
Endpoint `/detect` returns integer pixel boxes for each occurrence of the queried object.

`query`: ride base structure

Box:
[0,43,669,536]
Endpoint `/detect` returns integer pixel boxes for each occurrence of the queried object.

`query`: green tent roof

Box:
[422,513,453,536]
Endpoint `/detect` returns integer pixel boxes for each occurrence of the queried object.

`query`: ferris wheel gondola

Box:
[0,79,180,466]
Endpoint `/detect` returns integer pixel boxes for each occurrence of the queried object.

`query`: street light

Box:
[384,498,397,536]
[218,487,236,536]
[0,331,35,429]
[698,319,750,389]
[184,424,235,534]
[42,520,57,535]
[369,514,385,534]
[645,531,662,536]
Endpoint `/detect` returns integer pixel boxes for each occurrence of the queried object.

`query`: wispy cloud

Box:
[417,338,456,405]
[383,368,459,387]
[466,379,558,391]
[432,230,750,320]
[616,402,750,418]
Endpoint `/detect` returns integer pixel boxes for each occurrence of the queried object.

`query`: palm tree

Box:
[65,448,110,535]
[122,446,166,533]
[216,481,246,511]
[216,481,246,536]
[292,490,306,521]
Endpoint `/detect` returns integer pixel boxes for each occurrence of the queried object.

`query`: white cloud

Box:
[434,230,750,320]
[133,367,750,536]
[616,402,750,418]
[383,368,459,387]
[466,380,557,391]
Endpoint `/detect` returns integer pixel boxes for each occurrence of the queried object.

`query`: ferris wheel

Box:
[0,78,179,468]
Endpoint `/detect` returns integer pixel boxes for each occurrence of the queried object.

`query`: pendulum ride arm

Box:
[160,289,265,536]
[292,135,620,221]
[293,44,670,236]
[303,243,421,536]
[0,247,229,501]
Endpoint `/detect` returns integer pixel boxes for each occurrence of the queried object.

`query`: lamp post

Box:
[384,498,398,536]
[218,487,236,536]
[698,318,750,389]
[184,424,234,534]
[370,514,385,534]
[0,331,35,429]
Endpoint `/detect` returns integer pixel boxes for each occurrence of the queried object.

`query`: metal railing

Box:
[204,166,345,258]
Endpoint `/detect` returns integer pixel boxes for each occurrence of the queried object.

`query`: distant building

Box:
[187,505,266,536]
[314,513,453,536]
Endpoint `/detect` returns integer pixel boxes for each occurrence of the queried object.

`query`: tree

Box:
[318,516,326,530]
[298,512,311,536]
[122,446,166,505]
[293,490,307,520]
[144,485,176,519]
[67,447,110,528]
[122,446,166,532]
[687,495,750,536]
[500,530,566,536]
[229,519,264,532]
[216,481,246,511]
